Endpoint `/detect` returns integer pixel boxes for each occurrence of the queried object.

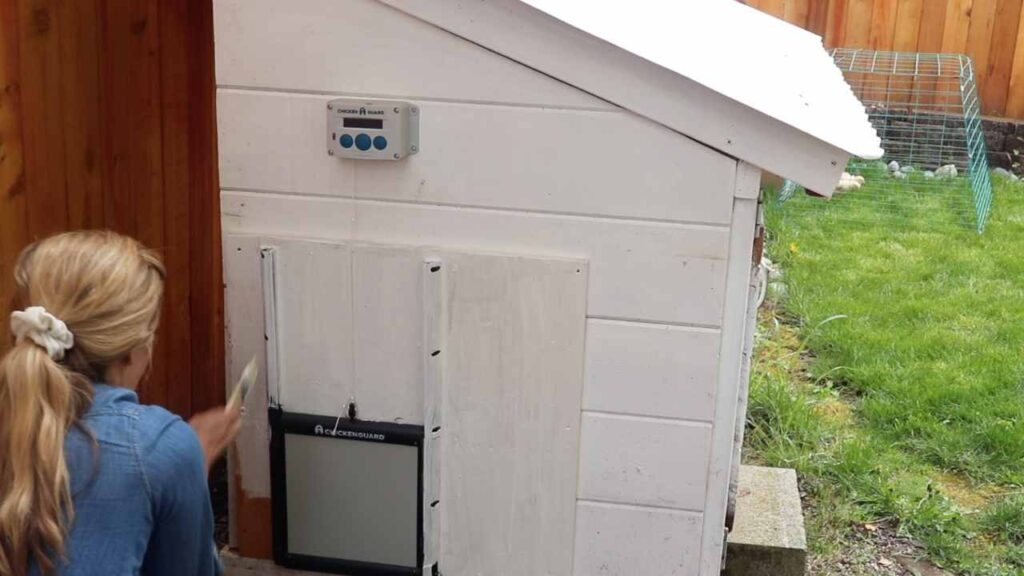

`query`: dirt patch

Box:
[814,398,854,425]
[809,522,953,576]
[932,471,995,511]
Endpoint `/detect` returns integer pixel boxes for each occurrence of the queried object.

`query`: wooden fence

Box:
[0,0,223,418]
[741,0,1024,120]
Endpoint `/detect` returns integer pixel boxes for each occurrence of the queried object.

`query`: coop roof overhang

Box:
[378,0,883,197]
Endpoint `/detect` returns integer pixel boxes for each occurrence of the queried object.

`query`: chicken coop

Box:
[215,1,880,575]
[779,49,994,232]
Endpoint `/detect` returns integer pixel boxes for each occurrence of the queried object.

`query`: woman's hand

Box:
[188,406,242,474]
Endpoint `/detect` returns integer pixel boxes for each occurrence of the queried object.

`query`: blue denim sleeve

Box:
[138,415,221,576]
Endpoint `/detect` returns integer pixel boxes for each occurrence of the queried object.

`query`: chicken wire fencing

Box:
[777,49,993,233]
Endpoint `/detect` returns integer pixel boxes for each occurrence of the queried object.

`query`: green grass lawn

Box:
[746,169,1024,575]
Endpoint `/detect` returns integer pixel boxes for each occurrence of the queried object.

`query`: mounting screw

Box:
[394,107,401,113]
[394,153,400,159]
[411,145,418,152]
[412,107,419,115]
[328,149,334,156]
[327,103,333,110]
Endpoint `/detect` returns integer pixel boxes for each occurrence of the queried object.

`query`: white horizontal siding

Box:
[578,412,711,511]
[573,501,702,576]
[583,319,720,421]
[222,191,729,327]
[217,90,736,225]
[213,0,612,110]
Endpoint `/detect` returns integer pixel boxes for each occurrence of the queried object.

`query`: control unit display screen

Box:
[343,118,384,130]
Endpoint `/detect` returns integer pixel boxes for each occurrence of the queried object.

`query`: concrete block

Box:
[983,118,1015,135]
[724,465,807,576]
[984,130,1005,152]
[989,151,1013,170]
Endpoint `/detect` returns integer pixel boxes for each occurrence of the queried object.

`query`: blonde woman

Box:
[0,231,241,576]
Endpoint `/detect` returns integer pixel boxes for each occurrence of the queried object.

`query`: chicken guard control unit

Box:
[326,98,420,160]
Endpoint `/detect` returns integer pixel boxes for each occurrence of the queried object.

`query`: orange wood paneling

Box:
[986,0,1024,115]
[0,0,222,419]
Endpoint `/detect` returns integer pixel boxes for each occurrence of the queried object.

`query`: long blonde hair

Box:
[0,231,165,576]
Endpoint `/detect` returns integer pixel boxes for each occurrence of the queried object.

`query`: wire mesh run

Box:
[778,49,993,233]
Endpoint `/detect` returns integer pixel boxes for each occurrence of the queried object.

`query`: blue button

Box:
[373,136,388,150]
[355,133,372,151]
[340,134,354,149]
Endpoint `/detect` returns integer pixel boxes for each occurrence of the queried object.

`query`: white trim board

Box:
[699,164,762,574]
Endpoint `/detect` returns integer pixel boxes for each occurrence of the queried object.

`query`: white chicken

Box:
[835,172,865,192]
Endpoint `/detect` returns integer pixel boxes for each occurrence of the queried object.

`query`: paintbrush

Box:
[227,355,258,412]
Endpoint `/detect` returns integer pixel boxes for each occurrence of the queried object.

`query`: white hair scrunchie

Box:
[10,306,74,360]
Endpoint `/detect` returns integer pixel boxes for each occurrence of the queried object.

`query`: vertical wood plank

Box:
[0,0,28,349]
[760,0,786,19]
[825,0,849,47]
[942,0,974,55]
[865,0,898,106]
[916,0,950,53]
[188,0,224,413]
[965,0,999,112]
[983,0,1023,115]
[784,0,811,28]
[868,0,898,49]
[58,0,104,229]
[807,0,830,36]
[844,0,875,47]
[160,0,192,417]
[19,0,68,240]
[893,0,925,51]
[100,0,137,237]
[124,0,167,407]
[892,0,925,105]
[916,0,950,108]
[1007,0,1024,117]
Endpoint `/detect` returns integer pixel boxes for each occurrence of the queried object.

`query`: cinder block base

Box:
[723,465,807,576]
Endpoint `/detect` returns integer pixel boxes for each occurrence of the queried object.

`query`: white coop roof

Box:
[380,0,882,195]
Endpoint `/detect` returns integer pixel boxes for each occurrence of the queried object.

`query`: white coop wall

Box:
[215,0,761,574]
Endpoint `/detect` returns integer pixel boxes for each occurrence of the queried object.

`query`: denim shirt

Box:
[31,384,222,576]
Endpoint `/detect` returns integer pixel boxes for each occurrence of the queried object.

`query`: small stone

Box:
[892,171,907,179]
[887,160,900,173]
[924,171,935,179]
[900,165,915,173]
[993,167,1014,180]
[935,164,958,178]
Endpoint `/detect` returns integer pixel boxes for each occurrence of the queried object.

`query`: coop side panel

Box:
[216,0,740,572]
